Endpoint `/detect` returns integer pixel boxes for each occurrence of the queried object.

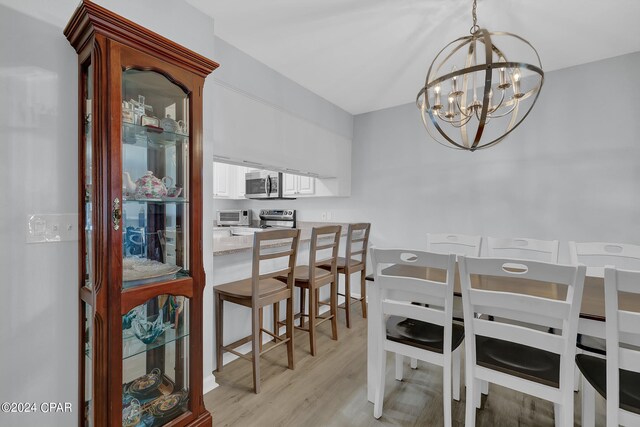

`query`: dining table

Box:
[365,263,640,403]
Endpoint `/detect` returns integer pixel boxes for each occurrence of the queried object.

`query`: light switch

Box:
[26,214,78,243]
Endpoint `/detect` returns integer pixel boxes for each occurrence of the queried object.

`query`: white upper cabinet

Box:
[282,173,316,197]
[213,162,230,198]
[298,175,315,195]
[213,83,351,196]
[282,173,297,196]
[213,162,249,200]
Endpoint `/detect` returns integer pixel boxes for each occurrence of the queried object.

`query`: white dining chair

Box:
[427,233,482,257]
[486,236,559,263]
[403,233,481,370]
[569,241,640,398]
[569,241,640,278]
[576,266,640,427]
[371,248,461,426]
[458,255,586,427]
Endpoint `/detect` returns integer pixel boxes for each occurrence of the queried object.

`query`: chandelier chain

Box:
[470,0,479,34]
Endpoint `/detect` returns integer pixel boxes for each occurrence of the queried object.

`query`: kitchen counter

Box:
[213,221,349,256]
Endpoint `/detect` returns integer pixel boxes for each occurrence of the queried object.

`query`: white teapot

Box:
[160,114,186,135]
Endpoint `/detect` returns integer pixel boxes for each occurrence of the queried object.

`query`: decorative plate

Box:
[123,257,181,287]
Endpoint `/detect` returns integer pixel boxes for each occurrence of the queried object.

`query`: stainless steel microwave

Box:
[245,171,282,199]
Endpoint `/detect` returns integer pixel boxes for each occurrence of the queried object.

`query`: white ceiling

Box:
[186,0,640,115]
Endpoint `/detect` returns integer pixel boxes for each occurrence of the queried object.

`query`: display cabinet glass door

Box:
[82,57,94,426]
[122,295,190,426]
[121,70,190,289]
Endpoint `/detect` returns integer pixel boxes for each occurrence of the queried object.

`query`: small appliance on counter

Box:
[259,209,296,228]
[216,209,252,226]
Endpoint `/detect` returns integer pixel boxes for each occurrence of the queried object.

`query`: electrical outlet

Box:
[327,211,333,221]
[321,212,327,221]
[27,214,78,243]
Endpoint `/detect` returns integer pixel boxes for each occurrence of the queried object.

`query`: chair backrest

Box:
[309,225,341,280]
[570,241,640,277]
[486,236,559,263]
[604,266,640,425]
[426,233,482,256]
[371,248,457,353]
[458,256,586,390]
[346,223,371,266]
[251,229,301,303]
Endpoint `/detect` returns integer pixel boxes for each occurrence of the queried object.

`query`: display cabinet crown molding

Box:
[64,0,218,77]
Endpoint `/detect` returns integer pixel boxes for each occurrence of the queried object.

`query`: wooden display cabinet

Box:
[64,2,218,425]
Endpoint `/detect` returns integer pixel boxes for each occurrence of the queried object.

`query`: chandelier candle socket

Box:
[416,0,544,151]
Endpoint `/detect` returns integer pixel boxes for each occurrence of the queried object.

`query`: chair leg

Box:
[561,391,574,427]
[465,377,477,426]
[252,306,261,394]
[286,293,295,370]
[330,279,338,340]
[554,403,560,426]
[215,292,224,372]
[259,307,264,352]
[360,269,367,318]
[299,288,306,328]
[452,347,461,402]
[395,354,404,381]
[443,352,452,427]
[481,380,488,396]
[316,288,320,315]
[373,347,386,419]
[574,362,581,392]
[410,358,418,369]
[344,272,352,328]
[475,379,482,409]
[581,374,595,427]
[309,284,317,356]
[273,301,280,341]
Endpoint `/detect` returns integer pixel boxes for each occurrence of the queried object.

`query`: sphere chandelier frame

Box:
[416,0,544,151]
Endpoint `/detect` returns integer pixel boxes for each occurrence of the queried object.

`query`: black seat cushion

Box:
[386,316,464,354]
[576,354,640,415]
[475,336,560,388]
[577,334,607,356]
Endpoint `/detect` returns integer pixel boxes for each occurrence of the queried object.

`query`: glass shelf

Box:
[123,323,189,360]
[122,122,188,147]
[123,197,188,204]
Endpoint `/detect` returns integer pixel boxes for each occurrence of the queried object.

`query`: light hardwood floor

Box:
[204,305,606,426]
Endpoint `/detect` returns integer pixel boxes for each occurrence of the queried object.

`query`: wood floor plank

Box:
[204,306,606,426]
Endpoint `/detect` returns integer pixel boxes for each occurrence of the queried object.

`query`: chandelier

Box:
[416,0,544,151]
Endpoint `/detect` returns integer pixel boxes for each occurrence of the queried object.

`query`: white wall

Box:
[0,1,217,425]
[232,52,640,264]
[348,52,640,262]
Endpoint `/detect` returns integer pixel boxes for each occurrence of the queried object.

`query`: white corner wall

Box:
[0,1,217,425]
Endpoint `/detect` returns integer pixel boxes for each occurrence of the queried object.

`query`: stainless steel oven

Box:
[245,171,281,199]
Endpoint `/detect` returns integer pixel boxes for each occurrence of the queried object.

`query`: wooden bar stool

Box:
[321,223,370,328]
[278,225,341,356]
[214,229,300,393]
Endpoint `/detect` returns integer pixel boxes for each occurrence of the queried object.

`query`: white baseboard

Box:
[203,373,219,394]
